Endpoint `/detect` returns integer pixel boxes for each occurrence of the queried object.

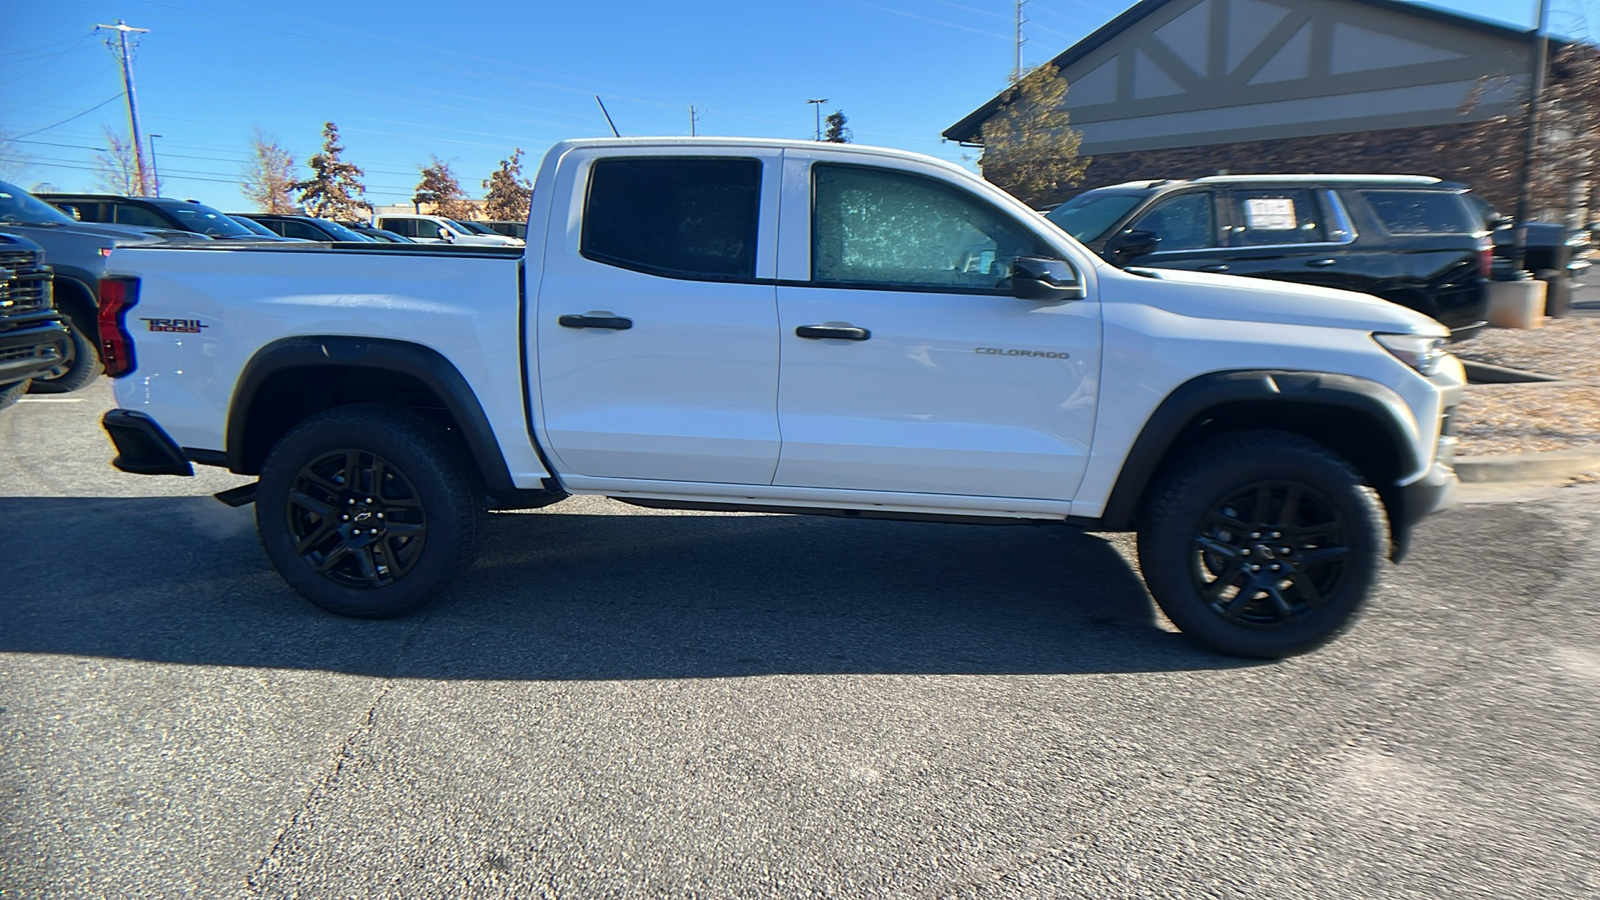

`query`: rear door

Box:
[1214,187,1367,290]
[534,148,783,485]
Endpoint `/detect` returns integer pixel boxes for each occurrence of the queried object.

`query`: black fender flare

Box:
[226,336,518,492]
[1098,369,1421,530]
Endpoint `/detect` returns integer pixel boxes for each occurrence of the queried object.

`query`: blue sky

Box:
[0,0,1577,210]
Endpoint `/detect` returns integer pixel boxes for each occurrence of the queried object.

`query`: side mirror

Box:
[1105,228,1160,264]
[439,228,456,242]
[1012,256,1086,302]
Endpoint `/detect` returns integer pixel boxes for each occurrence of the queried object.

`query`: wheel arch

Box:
[49,273,100,340]
[1100,370,1420,535]
[226,336,522,496]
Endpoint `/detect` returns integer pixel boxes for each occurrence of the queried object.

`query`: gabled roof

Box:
[942,0,1540,144]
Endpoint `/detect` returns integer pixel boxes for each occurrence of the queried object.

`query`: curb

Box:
[1454,447,1600,483]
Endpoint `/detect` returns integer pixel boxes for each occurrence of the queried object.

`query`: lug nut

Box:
[376,512,384,519]
[1280,547,1292,555]
[1271,531,1282,539]
[1250,532,1261,539]
[365,497,373,503]
[342,515,349,521]
[1241,548,1251,556]
[348,498,355,505]
[1270,564,1281,572]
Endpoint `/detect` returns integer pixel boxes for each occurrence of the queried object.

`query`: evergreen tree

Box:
[482,149,532,221]
[296,122,369,220]
[978,64,1088,207]
[416,155,474,220]
[823,110,852,143]
[242,127,298,213]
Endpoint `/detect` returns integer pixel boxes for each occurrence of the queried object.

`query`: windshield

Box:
[453,219,496,235]
[1045,192,1147,243]
[158,201,256,237]
[0,180,79,226]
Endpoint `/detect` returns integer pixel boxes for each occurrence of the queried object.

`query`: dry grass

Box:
[1452,316,1600,456]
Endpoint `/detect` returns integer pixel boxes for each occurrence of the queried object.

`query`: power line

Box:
[8,94,124,140]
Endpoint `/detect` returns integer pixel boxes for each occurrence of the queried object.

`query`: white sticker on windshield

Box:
[1245,198,1297,231]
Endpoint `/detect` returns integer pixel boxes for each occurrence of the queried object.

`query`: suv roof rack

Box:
[1191,174,1441,185]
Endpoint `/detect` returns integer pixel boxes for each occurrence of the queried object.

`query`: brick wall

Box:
[1066,120,1529,213]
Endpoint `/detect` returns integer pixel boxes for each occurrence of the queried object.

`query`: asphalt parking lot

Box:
[3,382,1598,898]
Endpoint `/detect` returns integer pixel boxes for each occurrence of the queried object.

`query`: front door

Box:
[772,154,1101,501]
[535,150,784,485]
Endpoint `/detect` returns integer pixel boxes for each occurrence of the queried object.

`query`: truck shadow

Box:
[0,496,1255,679]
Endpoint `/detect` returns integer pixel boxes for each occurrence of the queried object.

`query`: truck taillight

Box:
[97,277,139,377]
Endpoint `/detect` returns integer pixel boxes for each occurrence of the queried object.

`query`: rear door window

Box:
[582,157,761,280]
[1361,190,1478,234]
[111,203,170,228]
[1227,189,1326,246]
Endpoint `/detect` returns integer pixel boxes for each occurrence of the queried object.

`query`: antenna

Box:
[595,95,621,137]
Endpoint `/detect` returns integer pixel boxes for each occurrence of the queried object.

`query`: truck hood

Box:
[1106,266,1449,337]
[0,220,194,245]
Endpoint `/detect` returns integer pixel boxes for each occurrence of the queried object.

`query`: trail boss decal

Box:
[975,347,1069,359]
[142,317,208,334]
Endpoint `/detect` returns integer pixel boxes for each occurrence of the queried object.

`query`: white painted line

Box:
[18,397,87,403]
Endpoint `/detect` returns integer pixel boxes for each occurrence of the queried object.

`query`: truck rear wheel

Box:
[1136,431,1387,658]
[256,404,485,618]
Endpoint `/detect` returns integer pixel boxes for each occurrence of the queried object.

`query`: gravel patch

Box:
[1452,317,1600,456]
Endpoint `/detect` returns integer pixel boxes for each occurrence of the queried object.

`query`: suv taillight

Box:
[1477,239,1493,278]
[97,277,139,377]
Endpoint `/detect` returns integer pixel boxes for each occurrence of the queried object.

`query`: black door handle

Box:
[796,325,871,341]
[1306,258,1337,267]
[1198,264,1230,272]
[558,314,632,330]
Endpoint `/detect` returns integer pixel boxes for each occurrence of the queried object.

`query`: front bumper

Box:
[0,316,69,385]
[1388,397,1461,562]
[102,409,194,476]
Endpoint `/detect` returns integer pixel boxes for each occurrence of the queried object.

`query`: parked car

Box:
[233,214,376,243]
[0,179,204,392]
[338,222,413,243]
[0,233,69,409]
[1046,175,1491,339]
[373,213,522,247]
[482,220,527,241]
[226,214,307,242]
[40,193,268,241]
[99,137,1462,659]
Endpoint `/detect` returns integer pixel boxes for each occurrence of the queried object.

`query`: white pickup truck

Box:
[98,137,1462,658]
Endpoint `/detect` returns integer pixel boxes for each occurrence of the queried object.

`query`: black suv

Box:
[39,193,263,241]
[0,233,69,410]
[230,213,376,242]
[1046,175,1490,339]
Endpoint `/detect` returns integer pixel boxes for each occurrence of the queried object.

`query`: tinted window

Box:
[382,219,413,237]
[1228,189,1326,245]
[280,220,323,240]
[1362,190,1478,235]
[159,201,255,237]
[1045,191,1145,243]
[112,203,170,228]
[583,157,761,280]
[1129,192,1217,251]
[812,163,1046,291]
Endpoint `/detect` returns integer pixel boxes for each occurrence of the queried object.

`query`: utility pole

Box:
[689,104,701,137]
[147,134,162,196]
[807,98,829,141]
[1512,0,1551,271]
[1013,0,1029,83]
[96,20,150,196]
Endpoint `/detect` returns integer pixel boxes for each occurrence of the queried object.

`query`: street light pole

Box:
[807,98,829,141]
[147,134,162,196]
[1512,0,1551,271]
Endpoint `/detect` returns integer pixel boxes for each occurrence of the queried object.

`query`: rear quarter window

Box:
[582,157,761,280]
[1360,190,1477,235]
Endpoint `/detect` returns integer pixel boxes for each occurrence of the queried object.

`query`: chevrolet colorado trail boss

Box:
[98,138,1462,658]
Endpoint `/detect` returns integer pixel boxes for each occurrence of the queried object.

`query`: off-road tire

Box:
[1136,430,1388,659]
[27,309,100,394]
[1535,269,1571,319]
[256,403,485,618]
[0,380,27,411]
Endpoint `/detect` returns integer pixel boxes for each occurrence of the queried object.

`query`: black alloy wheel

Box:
[256,404,484,618]
[287,449,428,590]
[1137,430,1386,658]
[1190,480,1350,629]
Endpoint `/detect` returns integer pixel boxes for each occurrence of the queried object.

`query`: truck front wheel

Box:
[256,404,485,618]
[1136,431,1387,659]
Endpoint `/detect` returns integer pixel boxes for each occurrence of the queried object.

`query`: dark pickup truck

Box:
[0,233,68,410]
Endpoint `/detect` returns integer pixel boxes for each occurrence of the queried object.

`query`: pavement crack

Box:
[246,679,394,895]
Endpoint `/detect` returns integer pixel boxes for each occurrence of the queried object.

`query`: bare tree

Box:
[0,129,35,182]
[242,127,299,213]
[296,122,370,220]
[482,149,532,221]
[416,155,474,220]
[978,64,1089,208]
[93,126,147,195]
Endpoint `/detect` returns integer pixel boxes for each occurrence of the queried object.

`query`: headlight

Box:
[1374,333,1447,376]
